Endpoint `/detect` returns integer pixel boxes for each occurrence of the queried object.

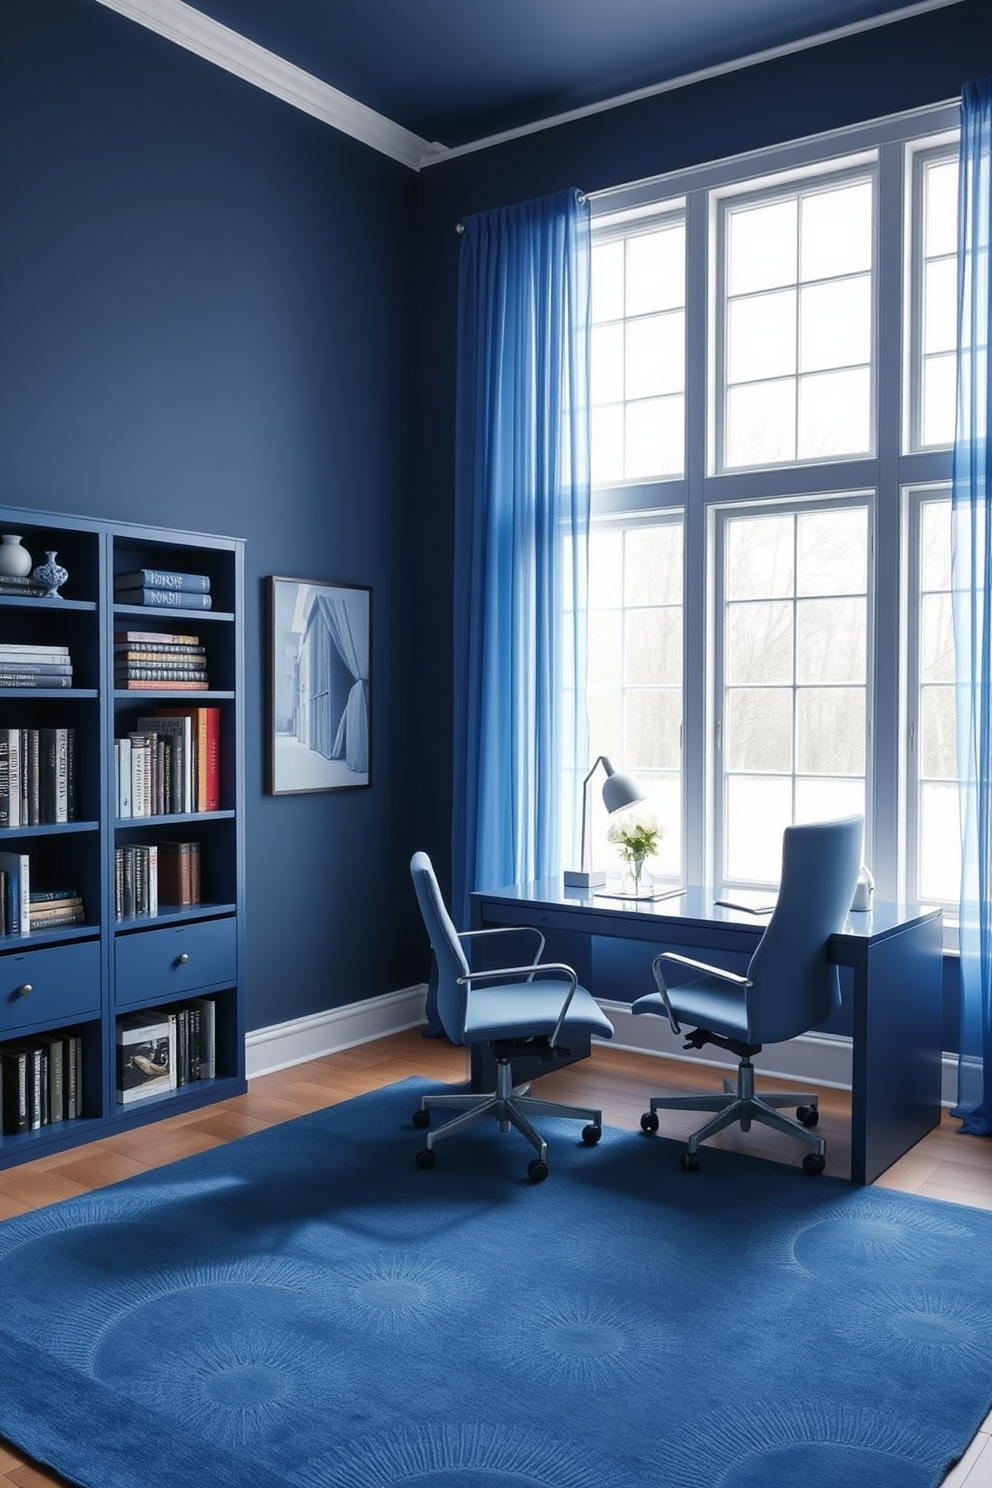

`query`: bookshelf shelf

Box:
[0,505,245,1168]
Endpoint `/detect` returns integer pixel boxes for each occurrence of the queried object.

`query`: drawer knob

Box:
[175,953,189,966]
[15,983,32,997]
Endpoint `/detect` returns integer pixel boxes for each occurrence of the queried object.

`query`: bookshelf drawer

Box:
[0,940,101,1033]
[115,917,236,1006]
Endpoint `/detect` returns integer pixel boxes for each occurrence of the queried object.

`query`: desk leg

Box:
[849,915,943,1184]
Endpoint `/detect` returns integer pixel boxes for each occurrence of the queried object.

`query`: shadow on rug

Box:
[0,1077,989,1488]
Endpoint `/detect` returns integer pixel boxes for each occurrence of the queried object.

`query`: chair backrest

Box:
[743,816,863,1044]
[410,851,471,1043]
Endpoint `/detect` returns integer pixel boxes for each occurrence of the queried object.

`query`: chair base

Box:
[416,1058,603,1165]
[646,1057,826,1165]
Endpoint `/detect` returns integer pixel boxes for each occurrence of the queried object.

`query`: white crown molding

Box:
[92,0,438,170]
[428,0,966,166]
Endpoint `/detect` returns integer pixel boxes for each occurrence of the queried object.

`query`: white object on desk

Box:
[851,865,874,912]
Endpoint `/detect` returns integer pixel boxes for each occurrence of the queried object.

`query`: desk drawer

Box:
[0,940,101,1033]
[478,901,584,936]
[115,917,236,1007]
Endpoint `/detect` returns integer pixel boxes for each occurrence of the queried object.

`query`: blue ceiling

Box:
[181,0,937,148]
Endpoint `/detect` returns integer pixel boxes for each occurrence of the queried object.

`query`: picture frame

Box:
[266,575,372,795]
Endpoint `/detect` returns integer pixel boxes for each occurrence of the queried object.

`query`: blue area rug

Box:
[0,1077,990,1488]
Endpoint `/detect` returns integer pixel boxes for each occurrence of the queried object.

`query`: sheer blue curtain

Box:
[952,76,992,1134]
[450,188,592,933]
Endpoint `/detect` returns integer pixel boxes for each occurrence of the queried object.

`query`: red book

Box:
[154,707,220,811]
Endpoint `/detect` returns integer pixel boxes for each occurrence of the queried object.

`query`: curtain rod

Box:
[455,191,587,233]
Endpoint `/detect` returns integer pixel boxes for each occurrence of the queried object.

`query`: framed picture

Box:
[266,575,372,795]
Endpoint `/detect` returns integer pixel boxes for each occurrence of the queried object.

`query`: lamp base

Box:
[563,867,607,889]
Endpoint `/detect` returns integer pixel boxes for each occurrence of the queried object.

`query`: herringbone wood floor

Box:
[1,1029,991,1488]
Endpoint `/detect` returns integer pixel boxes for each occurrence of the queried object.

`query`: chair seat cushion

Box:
[464,981,614,1043]
[632,976,750,1041]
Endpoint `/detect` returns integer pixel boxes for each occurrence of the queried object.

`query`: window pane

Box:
[588,610,622,687]
[592,239,624,321]
[649,774,682,876]
[626,225,685,316]
[726,776,792,881]
[922,355,957,448]
[625,396,683,478]
[921,686,956,778]
[924,159,959,259]
[726,379,796,467]
[797,508,868,595]
[795,776,865,825]
[589,528,623,607]
[797,688,865,773]
[726,602,793,685]
[591,405,624,485]
[726,515,794,600]
[797,366,871,459]
[587,689,622,761]
[626,311,684,399]
[625,607,681,686]
[920,781,961,902]
[625,690,681,768]
[625,525,682,606]
[921,499,952,591]
[797,597,866,684]
[591,323,624,404]
[799,275,871,373]
[728,289,796,382]
[728,198,798,296]
[924,256,958,356]
[921,593,954,682]
[726,688,792,771]
[800,179,873,280]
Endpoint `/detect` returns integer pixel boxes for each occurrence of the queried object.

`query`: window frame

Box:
[904,135,960,455]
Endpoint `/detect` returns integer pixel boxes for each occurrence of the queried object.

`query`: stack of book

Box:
[0,1029,84,1131]
[0,642,72,689]
[0,727,79,827]
[116,997,215,1103]
[29,887,85,931]
[0,574,51,600]
[114,629,209,692]
[114,568,213,612]
[114,843,158,918]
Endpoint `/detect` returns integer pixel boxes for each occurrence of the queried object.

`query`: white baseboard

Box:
[246,986,959,1107]
[246,984,429,1078]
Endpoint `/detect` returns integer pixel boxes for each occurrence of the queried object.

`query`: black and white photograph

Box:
[266,575,371,795]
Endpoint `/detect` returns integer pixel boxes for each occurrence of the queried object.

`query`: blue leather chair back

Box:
[744,816,863,1045]
[410,851,471,1043]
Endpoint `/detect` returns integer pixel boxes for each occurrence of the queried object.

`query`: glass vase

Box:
[621,856,651,897]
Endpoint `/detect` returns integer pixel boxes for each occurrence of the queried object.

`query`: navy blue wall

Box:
[1,0,424,1029]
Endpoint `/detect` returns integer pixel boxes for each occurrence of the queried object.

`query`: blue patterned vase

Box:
[32,551,68,599]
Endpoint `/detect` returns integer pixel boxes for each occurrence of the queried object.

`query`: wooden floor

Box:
[1,1029,991,1488]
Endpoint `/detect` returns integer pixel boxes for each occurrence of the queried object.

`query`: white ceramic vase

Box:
[0,535,32,577]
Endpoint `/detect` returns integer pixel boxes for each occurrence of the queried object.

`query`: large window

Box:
[581,102,960,901]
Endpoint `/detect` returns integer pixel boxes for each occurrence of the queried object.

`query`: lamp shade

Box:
[601,760,646,816]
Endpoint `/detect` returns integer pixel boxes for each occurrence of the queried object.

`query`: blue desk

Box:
[470,880,944,1185]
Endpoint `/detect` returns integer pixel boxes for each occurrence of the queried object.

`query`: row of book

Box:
[0,726,78,827]
[114,569,213,612]
[115,841,200,918]
[117,998,216,1103]
[0,642,73,689]
[114,628,211,692]
[0,573,57,601]
[0,851,85,934]
[0,1029,84,1133]
[114,706,219,815]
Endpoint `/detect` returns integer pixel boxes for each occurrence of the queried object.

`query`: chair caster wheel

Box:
[796,1105,819,1127]
[802,1152,826,1175]
[640,1111,659,1134]
[412,1108,431,1128]
[415,1147,435,1169]
[527,1158,549,1183]
[581,1124,602,1145]
[680,1150,699,1172]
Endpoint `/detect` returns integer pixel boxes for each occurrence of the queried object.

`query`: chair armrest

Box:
[457,924,546,972]
[659,951,752,986]
[458,962,579,1048]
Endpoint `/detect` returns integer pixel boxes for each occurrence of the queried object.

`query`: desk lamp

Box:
[564,755,646,889]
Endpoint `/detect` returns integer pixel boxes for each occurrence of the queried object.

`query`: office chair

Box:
[409,851,615,1181]
[632,816,863,1175]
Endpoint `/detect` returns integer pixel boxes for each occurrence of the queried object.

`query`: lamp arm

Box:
[578,755,608,875]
